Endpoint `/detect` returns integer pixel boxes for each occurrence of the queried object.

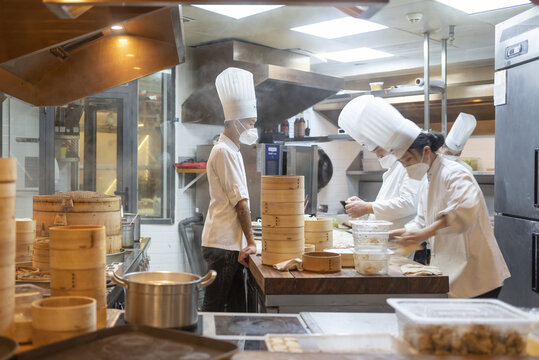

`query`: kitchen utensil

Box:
[302,251,341,273]
[123,213,140,241]
[109,270,216,328]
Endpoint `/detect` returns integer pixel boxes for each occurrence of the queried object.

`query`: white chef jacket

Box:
[405,156,510,298]
[201,134,249,251]
[369,161,423,229]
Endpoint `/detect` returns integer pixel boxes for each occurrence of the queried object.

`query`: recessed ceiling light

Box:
[118,38,128,43]
[291,17,387,39]
[318,48,393,63]
[435,0,530,14]
[192,5,284,19]
[111,25,123,30]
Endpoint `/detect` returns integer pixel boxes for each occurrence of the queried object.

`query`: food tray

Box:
[265,333,415,354]
[15,324,238,360]
[387,298,536,356]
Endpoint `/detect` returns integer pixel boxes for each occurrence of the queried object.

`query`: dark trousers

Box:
[201,246,246,312]
[474,286,502,299]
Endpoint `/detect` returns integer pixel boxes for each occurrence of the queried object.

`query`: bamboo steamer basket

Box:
[261,201,304,215]
[0,198,15,221]
[33,191,122,253]
[261,214,304,228]
[16,219,35,262]
[262,251,302,265]
[324,248,354,267]
[305,230,333,251]
[261,226,304,241]
[261,189,304,203]
[32,237,50,271]
[0,287,14,335]
[32,296,96,346]
[0,182,16,198]
[302,251,341,273]
[262,239,304,254]
[304,244,315,253]
[0,158,17,182]
[304,217,333,232]
[16,218,35,233]
[49,226,106,329]
[0,219,15,243]
[261,175,304,190]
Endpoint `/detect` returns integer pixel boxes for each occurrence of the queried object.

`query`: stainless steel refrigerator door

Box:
[495,214,539,307]
[494,60,539,219]
[286,145,318,215]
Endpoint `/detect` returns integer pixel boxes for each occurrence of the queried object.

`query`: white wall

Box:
[460,136,495,171]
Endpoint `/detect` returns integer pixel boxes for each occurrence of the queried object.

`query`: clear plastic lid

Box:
[387,298,536,325]
[354,248,394,255]
[350,220,393,231]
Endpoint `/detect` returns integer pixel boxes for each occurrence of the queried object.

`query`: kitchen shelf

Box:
[176,168,207,193]
[176,168,207,174]
[282,134,354,143]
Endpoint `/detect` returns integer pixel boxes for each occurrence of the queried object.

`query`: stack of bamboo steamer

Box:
[304,217,333,251]
[0,158,16,336]
[49,225,107,329]
[261,176,305,265]
[33,191,122,253]
[16,219,36,263]
[32,237,50,271]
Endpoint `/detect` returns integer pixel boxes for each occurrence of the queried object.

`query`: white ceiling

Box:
[181,0,534,79]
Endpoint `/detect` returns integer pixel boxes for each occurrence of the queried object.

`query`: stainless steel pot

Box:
[121,221,134,248]
[108,270,216,328]
[123,213,140,241]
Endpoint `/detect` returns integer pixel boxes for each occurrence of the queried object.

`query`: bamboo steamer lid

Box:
[49,225,106,250]
[0,183,16,198]
[302,251,341,273]
[261,189,304,203]
[261,251,302,265]
[262,239,304,254]
[0,158,17,182]
[261,201,304,215]
[16,219,36,233]
[324,248,354,267]
[261,176,304,190]
[33,191,121,213]
[262,226,304,241]
[304,217,333,232]
[261,214,304,228]
[50,268,106,291]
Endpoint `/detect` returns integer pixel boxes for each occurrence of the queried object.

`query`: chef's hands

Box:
[395,228,431,246]
[238,244,256,267]
[345,197,374,219]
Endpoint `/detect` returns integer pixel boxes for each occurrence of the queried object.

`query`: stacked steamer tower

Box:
[261,176,305,265]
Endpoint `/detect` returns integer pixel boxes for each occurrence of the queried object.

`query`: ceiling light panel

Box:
[192,5,284,20]
[319,48,394,63]
[435,0,530,14]
[291,17,387,39]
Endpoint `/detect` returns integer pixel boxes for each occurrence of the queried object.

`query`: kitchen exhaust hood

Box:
[0,0,185,106]
[182,40,344,128]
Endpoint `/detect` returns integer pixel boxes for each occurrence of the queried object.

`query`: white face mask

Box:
[405,150,429,180]
[378,154,397,169]
[235,121,258,145]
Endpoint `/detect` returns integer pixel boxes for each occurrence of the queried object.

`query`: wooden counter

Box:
[247,254,449,313]
[234,352,532,360]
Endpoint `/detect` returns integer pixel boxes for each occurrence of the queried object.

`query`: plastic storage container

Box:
[353,248,393,275]
[350,220,393,232]
[387,298,536,356]
[14,284,49,343]
[353,231,390,248]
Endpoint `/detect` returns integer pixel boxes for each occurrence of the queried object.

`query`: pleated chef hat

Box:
[338,95,421,158]
[215,67,257,122]
[445,112,476,152]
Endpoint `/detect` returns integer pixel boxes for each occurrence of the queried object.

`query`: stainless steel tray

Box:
[15,325,238,360]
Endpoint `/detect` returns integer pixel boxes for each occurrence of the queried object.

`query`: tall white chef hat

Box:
[338,95,421,158]
[215,67,257,122]
[445,112,477,152]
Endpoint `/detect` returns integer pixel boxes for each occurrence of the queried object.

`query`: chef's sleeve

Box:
[213,148,249,207]
[405,185,427,232]
[435,171,482,235]
[372,175,421,221]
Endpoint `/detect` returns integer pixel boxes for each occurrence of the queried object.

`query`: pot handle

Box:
[108,271,128,288]
[198,270,217,289]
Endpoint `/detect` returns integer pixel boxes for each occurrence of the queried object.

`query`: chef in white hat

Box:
[386,123,510,298]
[338,95,423,229]
[438,112,477,173]
[201,67,258,312]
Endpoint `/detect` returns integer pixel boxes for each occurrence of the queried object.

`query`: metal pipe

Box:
[423,32,430,131]
[441,38,448,136]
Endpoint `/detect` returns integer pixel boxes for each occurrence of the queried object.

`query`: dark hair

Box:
[408,132,445,152]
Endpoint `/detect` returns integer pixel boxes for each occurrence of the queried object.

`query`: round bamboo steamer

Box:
[302,251,341,273]
[0,265,15,290]
[0,287,14,335]
[50,268,106,291]
[304,217,333,232]
[0,235,15,265]
[0,219,16,242]
[261,201,304,215]
[262,226,304,241]
[261,176,304,190]
[16,232,35,244]
[0,158,16,182]
[304,230,333,242]
[0,183,16,198]
[33,238,50,270]
[31,296,96,346]
[261,189,304,203]
[262,251,303,265]
[16,219,36,233]
[49,225,106,251]
[306,240,333,252]
[262,239,304,254]
[324,249,354,267]
[0,198,16,220]
[47,290,106,329]
[50,249,105,270]
[34,212,121,237]
[261,214,304,228]
[304,244,315,253]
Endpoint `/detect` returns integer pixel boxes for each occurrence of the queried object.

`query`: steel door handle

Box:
[532,233,539,293]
